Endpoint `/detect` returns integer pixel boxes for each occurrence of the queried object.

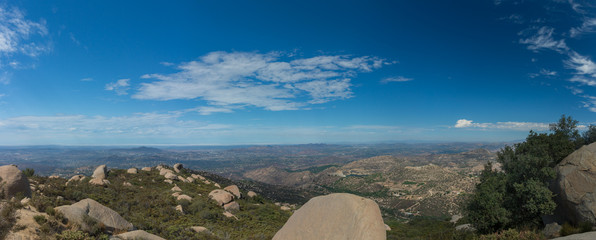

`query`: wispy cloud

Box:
[0,113,232,143]
[454,119,549,131]
[105,79,130,95]
[80,77,93,82]
[134,51,391,112]
[519,26,569,53]
[380,76,413,84]
[529,69,557,78]
[0,6,50,84]
[499,14,524,24]
[570,18,596,37]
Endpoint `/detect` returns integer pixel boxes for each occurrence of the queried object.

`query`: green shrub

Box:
[56,230,93,240]
[23,168,35,177]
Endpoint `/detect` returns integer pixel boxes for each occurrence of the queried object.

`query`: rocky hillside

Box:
[1,164,295,240]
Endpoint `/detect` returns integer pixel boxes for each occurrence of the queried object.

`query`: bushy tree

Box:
[466,115,587,233]
[583,125,596,145]
[466,162,510,234]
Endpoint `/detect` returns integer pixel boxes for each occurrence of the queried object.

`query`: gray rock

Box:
[209,189,234,206]
[455,224,476,232]
[224,201,240,212]
[247,191,257,198]
[543,222,562,239]
[224,185,242,199]
[553,143,596,224]
[115,230,165,240]
[127,168,138,174]
[190,226,211,234]
[173,163,183,173]
[141,167,152,171]
[0,165,31,199]
[56,198,134,232]
[92,165,108,179]
[273,193,386,240]
[552,231,596,240]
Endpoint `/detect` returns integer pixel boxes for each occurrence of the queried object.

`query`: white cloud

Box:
[134,51,390,112]
[381,76,413,83]
[499,14,524,24]
[529,69,557,78]
[160,62,174,66]
[566,52,596,76]
[105,79,130,95]
[0,113,232,139]
[0,6,50,84]
[570,18,596,37]
[0,7,49,56]
[80,77,93,82]
[192,106,234,115]
[454,119,549,131]
[69,32,80,46]
[519,26,568,53]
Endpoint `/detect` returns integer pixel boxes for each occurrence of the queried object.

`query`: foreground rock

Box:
[4,208,48,239]
[273,193,386,240]
[114,230,165,240]
[552,143,596,224]
[553,231,596,240]
[56,198,134,232]
[0,165,31,199]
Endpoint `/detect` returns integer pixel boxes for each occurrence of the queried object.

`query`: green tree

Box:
[467,115,584,233]
[583,125,596,145]
[466,161,510,234]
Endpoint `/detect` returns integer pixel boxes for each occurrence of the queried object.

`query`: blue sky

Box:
[0,0,595,145]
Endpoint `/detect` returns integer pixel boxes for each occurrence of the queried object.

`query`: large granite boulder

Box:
[273,193,386,240]
[92,165,108,179]
[55,198,133,232]
[0,165,31,199]
[553,143,596,224]
[115,230,165,240]
[224,185,242,198]
[208,189,234,206]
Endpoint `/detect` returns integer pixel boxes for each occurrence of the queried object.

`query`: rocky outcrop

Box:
[224,185,241,198]
[552,143,596,224]
[164,172,178,180]
[0,165,31,199]
[90,165,110,185]
[55,198,134,232]
[190,226,211,234]
[141,167,152,171]
[4,207,48,240]
[273,193,386,240]
[209,189,234,206]
[171,185,182,192]
[127,168,138,174]
[115,230,165,240]
[66,175,86,186]
[92,165,108,179]
[173,163,183,173]
[247,191,257,198]
[224,201,240,212]
[177,194,192,201]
